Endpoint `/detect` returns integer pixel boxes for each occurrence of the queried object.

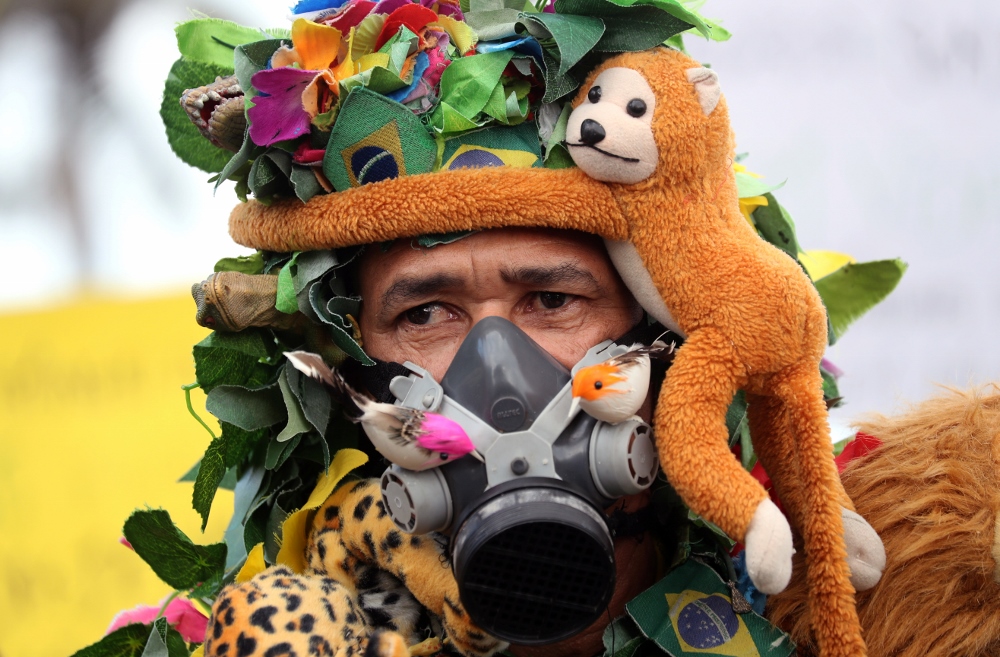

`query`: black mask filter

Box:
[379,317,658,645]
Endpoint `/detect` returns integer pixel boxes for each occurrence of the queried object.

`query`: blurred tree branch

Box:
[0,0,129,287]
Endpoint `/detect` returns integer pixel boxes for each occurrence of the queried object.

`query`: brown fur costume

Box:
[767,385,1000,656]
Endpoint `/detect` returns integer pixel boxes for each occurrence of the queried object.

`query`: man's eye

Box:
[539,292,568,309]
[404,304,436,325]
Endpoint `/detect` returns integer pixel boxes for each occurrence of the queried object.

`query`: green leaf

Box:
[517,13,605,75]
[724,390,747,449]
[438,51,514,121]
[275,252,302,314]
[285,362,332,436]
[143,618,188,657]
[352,14,387,60]
[637,0,710,39]
[814,259,907,340]
[555,0,693,52]
[293,250,340,295]
[482,81,509,122]
[161,57,234,173]
[600,615,645,657]
[821,366,842,408]
[735,171,785,198]
[752,193,799,260]
[265,434,303,470]
[539,49,580,103]
[276,366,314,443]
[224,466,266,569]
[234,39,289,101]
[598,6,691,52]
[205,384,285,431]
[465,0,524,40]
[290,165,324,202]
[193,437,226,530]
[543,144,574,168]
[176,19,276,69]
[193,330,276,393]
[70,624,150,657]
[310,293,374,365]
[222,422,267,466]
[122,509,226,590]
[215,251,265,274]
[249,153,282,200]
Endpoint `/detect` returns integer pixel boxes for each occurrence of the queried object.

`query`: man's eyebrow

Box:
[500,262,603,291]
[378,272,466,314]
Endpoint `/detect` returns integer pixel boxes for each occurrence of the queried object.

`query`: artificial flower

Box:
[248,67,317,145]
[421,0,464,20]
[293,142,327,165]
[820,357,844,379]
[372,0,413,17]
[388,51,431,102]
[319,0,377,32]
[432,14,477,54]
[272,18,342,71]
[375,4,439,50]
[106,597,209,644]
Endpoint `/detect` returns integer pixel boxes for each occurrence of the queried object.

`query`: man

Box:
[354,226,660,657]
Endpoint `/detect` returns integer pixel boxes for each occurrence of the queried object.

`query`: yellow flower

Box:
[798,250,857,281]
[739,195,768,225]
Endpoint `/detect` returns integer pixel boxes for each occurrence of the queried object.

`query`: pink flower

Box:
[106,597,209,643]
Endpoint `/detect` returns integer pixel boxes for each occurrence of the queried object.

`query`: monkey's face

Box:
[565,67,659,184]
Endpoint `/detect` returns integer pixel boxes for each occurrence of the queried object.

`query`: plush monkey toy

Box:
[561,47,877,657]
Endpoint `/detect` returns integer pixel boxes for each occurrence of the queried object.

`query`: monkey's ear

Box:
[686,67,721,116]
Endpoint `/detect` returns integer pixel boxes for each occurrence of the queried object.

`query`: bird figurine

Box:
[284,350,482,471]
[569,342,675,424]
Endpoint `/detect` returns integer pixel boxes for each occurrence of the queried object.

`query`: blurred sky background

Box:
[0,0,997,653]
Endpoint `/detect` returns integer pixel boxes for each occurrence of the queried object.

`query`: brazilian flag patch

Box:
[440,123,542,171]
[323,88,437,191]
[623,559,795,657]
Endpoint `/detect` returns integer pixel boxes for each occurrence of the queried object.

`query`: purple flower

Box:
[248,67,317,146]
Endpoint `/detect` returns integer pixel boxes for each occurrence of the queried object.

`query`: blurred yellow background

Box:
[0,293,232,657]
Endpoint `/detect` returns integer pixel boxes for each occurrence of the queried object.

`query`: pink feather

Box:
[414,413,475,457]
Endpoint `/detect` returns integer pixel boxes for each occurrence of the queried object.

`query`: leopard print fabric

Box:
[204,479,506,657]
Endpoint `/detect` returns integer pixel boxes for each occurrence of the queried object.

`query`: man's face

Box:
[357,228,643,380]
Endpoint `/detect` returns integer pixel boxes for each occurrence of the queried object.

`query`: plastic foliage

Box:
[161,0,727,203]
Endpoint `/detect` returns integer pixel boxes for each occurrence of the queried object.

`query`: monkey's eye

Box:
[588,86,602,103]
[626,98,647,117]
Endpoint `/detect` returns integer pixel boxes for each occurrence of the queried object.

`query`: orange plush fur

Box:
[228,48,863,656]
[767,385,1000,657]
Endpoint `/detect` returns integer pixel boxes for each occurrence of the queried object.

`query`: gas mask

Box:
[374,316,660,645]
